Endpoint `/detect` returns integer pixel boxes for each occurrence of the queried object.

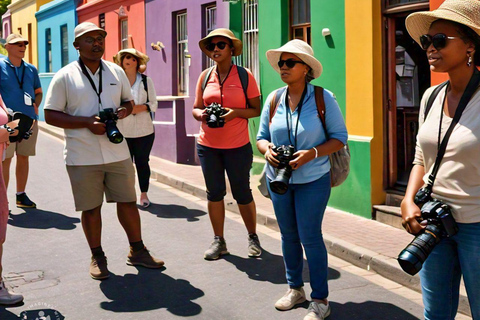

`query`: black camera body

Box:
[205,103,227,128]
[269,145,295,195]
[1,110,35,142]
[398,188,459,275]
[99,108,123,144]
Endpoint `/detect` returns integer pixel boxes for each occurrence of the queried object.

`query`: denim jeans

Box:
[268,173,331,300]
[420,222,480,320]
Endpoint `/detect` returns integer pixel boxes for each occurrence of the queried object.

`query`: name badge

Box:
[24,92,32,106]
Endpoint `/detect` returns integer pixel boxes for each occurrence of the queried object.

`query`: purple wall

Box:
[145,0,229,163]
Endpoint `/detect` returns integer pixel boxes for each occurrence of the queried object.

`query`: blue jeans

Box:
[268,173,331,300]
[420,222,480,320]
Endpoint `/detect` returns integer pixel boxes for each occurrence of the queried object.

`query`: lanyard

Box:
[285,84,308,150]
[7,60,25,90]
[78,58,103,111]
[216,64,233,107]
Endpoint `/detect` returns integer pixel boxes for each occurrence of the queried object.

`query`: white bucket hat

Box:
[266,39,323,79]
[406,0,480,47]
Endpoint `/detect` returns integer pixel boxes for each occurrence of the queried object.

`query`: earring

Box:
[467,54,473,67]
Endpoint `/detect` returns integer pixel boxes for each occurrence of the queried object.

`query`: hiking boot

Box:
[0,281,23,305]
[275,288,307,311]
[16,193,36,208]
[248,233,262,257]
[90,255,110,280]
[127,247,164,268]
[204,236,229,260]
[304,301,331,320]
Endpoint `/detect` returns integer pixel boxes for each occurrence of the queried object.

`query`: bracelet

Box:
[312,147,318,158]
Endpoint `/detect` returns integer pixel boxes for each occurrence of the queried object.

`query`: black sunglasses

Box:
[206,41,229,51]
[419,33,460,51]
[278,59,306,68]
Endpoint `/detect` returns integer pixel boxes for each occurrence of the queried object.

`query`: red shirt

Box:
[197,65,260,149]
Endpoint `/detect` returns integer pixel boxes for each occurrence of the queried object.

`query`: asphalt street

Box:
[0,131,451,320]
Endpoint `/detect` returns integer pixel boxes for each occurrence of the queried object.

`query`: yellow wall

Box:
[8,0,38,66]
[345,0,385,204]
[36,0,54,10]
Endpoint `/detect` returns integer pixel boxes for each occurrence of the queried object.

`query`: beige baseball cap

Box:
[6,34,28,45]
[74,22,107,40]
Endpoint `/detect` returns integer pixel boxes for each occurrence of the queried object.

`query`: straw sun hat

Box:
[406,0,480,46]
[199,28,243,56]
[113,48,150,73]
[266,39,323,79]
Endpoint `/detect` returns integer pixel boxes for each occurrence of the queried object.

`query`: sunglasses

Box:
[419,33,461,51]
[206,41,229,51]
[278,59,306,68]
[84,35,105,45]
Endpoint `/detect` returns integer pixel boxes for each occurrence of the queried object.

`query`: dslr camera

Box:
[397,187,458,275]
[205,103,227,128]
[269,145,295,195]
[0,109,35,142]
[99,108,123,144]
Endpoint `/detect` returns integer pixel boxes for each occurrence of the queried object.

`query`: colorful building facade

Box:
[2,10,12,38]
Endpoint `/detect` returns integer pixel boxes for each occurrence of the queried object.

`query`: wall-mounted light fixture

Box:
[322,28,331,37]
[151,41,165,51]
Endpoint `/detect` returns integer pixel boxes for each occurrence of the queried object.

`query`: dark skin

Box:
[401,20,476,235]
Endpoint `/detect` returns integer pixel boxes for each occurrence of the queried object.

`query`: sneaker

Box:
[304,301,331,320]
[0,281,23,305]
[274,288,307,311]
[204,236,229,260]
[127,247,164,268]
[248,233,262,257]
[16,193,36,208]
[90,255,110,280]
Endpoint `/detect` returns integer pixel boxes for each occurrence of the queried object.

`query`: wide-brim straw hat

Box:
[113,48,150,73]
[266,39,323,79]
[199,28,243,56]
[406,0,480,47]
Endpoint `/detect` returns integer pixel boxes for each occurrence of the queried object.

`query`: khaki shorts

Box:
[66,158,137,212]
[6,121,39,158]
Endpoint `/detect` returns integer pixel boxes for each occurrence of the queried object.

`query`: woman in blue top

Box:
[257,40,347,320]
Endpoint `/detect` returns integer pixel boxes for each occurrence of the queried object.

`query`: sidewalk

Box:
[38,122,471,317]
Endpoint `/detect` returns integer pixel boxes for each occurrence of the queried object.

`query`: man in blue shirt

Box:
[0,34,42,208]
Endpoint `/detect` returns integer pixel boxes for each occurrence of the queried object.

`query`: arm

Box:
[221,96,261,121]
[45,109,106,135]
[256,92,279,167]
[132,77,157,115]
[401,165,426,235]
[192,70,208,122]
[116,100,134,119]
[33,69,43,115]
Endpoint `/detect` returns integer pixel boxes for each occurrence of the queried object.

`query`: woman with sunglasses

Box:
[257,40,347,320]
[403,1,480,319]
[114,49,157,208]
[193,29,262,260]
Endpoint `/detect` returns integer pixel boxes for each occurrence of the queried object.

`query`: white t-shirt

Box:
[44,60,134,166]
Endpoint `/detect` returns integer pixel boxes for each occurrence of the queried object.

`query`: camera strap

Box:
[285,84,308,150]
[78,58,103,111]
[427,68,480,188]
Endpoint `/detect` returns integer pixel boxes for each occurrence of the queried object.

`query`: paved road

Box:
[0,132,462,320]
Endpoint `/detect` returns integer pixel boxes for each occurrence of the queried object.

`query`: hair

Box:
[120,53,140,72]
[305,69,315,83]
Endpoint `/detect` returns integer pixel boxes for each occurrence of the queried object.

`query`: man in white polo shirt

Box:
[44,22,164,280]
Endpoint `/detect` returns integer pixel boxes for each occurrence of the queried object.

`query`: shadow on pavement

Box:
[8,209,80,230]
[140,203,206,222]
[0,308,20,320]
[329,301,420,320]
[99,267,204,316]
[223,249,341,284]
[20,309,65,320]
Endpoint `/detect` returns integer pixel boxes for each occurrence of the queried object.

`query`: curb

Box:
[38,122,471,317]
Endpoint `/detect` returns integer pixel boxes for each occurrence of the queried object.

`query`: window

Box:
[176,11,188,96]
[99,13,105,29]
[60,25,69,67]
[203,4,216,69]
[120,20,128,49]
[45,28,52,72]
[386,0,428,7]
[243,0,259,82]
[290,0,311,44]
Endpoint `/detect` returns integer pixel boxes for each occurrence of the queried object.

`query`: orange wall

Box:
[77,0,146,64]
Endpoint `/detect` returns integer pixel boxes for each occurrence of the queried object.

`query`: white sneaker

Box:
[274,288,306,311]
[0,281,23,305]
[304,301,331,320]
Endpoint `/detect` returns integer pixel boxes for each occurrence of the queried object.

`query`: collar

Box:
[5,57,24,69]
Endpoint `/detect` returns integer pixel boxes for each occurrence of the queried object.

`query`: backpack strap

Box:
[269,87,287,125]
[314,86,328,137]
[424,81,449,121]
[201,66,215,92]
[236,66,249,106]
[141,74,149,103]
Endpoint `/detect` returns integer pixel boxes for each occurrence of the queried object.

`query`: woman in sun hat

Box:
[402,0,480,318]
[256,39,347,320]
[114,48,157,208]
[193,28,262,260]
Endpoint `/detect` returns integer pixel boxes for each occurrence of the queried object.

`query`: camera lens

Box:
[270,167,292,195]
[105,120,123,144]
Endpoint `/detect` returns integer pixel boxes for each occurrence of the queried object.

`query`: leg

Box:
[294,174,331,301]
[208,200,226,237]
[420,237,461,320]
[117,202,142,243]
[268,180,304,289]
[133,134,155,194]
[237,201,256,234]
[2,157,12,190]
[15,155,29,193]
[81,205,103,249]
[455,222,480,320]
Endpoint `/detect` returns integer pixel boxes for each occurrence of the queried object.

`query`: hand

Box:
[264,143,280,168]
[116,107,128,119]
[87,116,106,135]
[220,108,236,122]
[200,109,208,123]
[289,149,315,170]
[33,103,39,116]
[400,200,424,235]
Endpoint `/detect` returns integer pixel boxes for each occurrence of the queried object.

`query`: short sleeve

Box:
[245,68,260,99]
[33,67,41,90]
[44,71,67,112]
[413,86,436,166]
[146,76,157,112]
[118,69,134,103]
[256,90,276,142]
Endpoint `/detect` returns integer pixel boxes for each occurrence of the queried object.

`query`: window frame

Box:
[290,0,311,44]
[203,3,217,69]
[242,0,259,83]
[120,19,128,49]
[175,10,189,96]
[60,24,69,68]
[45,28,52,72]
